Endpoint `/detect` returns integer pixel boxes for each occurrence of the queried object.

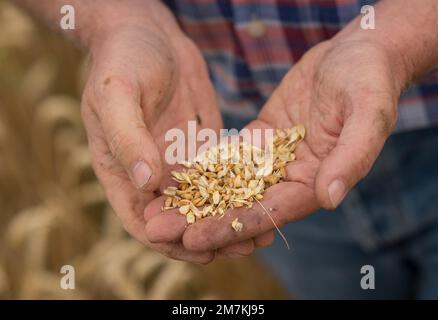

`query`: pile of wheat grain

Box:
[163,126,305,231]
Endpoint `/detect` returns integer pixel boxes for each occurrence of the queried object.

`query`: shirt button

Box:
[247,15,266,38]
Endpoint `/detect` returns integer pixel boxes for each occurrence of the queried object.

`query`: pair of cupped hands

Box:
[80,20,405,263]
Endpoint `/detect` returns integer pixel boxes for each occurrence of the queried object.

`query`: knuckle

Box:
[108,130,136,163]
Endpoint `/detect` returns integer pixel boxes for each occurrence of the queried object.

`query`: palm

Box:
[141,37,225,241]
[83,27,221,261]
[147,37,222,190]
[181,40,399,252]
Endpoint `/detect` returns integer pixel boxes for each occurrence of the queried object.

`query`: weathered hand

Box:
[179,38,404,252]
[81,18,223,262]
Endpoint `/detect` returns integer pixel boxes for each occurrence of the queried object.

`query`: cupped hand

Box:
[179,38,405,252]
[80,20,225,262]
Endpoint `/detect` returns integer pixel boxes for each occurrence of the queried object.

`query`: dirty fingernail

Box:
[132,160,152,189]
[328,179,346,208]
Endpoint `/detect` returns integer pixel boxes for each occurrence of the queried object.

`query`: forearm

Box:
[335,0,438,90]
[13,0,182,48]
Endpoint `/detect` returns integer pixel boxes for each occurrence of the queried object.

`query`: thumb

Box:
[315,100,396,209]
[92,78,163,191]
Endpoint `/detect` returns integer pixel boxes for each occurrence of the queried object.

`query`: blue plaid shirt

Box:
[166,0,438,132]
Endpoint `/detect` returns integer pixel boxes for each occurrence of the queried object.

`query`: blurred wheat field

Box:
[0,1,286,299]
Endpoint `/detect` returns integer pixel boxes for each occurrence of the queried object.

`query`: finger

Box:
[82,113,156,244]
[253,230,275,248]
[145,196,188,243]
[241,120,275,150]
[146,199,269,248]
[144,163,189,244]
[152,242,215,264]
[285,141,321,187]
[83,119,214,263]
[183,181,318,251]
[146,212,187,243]
[89,75,162,191]
[314,94,397,209]
[245,121,315,253]
[101,181,213,263]
[145,197,263,256]
[159,163,183,195]
[144,136,220,244]
[217,239,255,258]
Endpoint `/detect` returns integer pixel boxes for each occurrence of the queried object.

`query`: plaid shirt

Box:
[165,0,438,132]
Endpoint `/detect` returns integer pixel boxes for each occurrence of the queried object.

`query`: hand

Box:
[179,38,404,252]
[80,16,223,262]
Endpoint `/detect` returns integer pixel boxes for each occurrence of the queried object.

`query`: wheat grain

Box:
[231,218,243,232]
[163,125,305,232]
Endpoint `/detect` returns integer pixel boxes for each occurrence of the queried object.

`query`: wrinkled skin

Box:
[81,23,274,262]
[148,39,403,253]
[80,23,224,262]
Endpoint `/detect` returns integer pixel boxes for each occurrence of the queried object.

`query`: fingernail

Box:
[328,179,347,208]
[132,160,152,189]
